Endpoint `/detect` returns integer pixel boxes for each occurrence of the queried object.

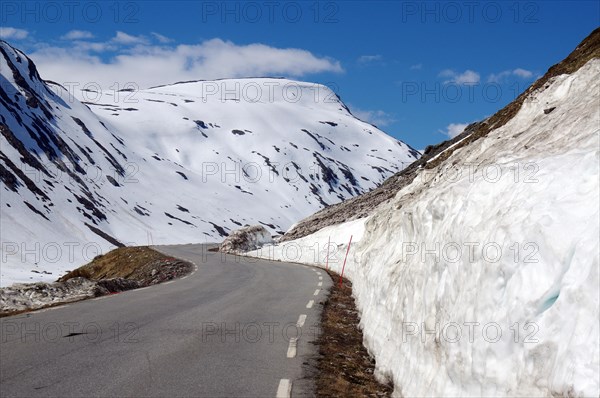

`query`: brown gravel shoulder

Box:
[316,270,393,397]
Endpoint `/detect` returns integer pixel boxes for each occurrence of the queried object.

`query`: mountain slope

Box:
[282,26,600,241]
[0,40,418,286]
[88,76,419,214]
[246,28,600,397]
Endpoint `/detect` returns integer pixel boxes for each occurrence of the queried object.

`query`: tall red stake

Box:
[339,235,353,288]
[325,236,331,271]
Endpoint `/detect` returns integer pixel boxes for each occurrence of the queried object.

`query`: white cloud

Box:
[439,69,480,85]
[57,31,170,52]
[513,68,533,78]
[349,105,396,127]
[151,32,173,44]
[0,27,29,40]
[29,38,344,90]
[61,30,94,40]
[112,31,149,45]
[440,122,469,138]
[67,41,117,53]
[410,63,422,70]
[358,54,382,63]
[488,68,534,83]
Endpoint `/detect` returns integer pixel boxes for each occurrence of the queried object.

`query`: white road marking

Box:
[286,338,298,358]
[317,272,322,275]
[317,282,323,287]
[314,289,320,296]
[296,314,307,328]
[276,379,292,398]
[306,300,314,309]
[319,276,323,280]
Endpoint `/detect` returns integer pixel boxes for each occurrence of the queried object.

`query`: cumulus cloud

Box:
[440,122,469,138]
[29,37,344,91]
[439,69,480,85]
[358,54,382,64]
[0,27,29,40]
[349,105,396,127]
[488,68,534,83]
[61,30,94,40]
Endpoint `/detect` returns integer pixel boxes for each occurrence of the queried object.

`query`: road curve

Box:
[0,244,332,397]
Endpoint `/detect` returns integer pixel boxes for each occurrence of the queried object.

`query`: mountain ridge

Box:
[0,39,418,286]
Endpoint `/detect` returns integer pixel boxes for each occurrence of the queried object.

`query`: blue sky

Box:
[1,1,598,150]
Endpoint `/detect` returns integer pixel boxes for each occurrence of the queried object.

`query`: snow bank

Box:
[246,59,600,396]
[1,278,106,313]
[219,225,273,253]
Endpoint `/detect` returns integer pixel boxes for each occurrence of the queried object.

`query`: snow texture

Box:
[219,225,273,253]
[246,59,600,397]
[0,40,418,286]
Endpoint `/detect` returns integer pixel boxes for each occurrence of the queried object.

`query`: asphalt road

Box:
[0,244,332,397]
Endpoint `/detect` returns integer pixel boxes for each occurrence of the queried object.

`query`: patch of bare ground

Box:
[59,246,192,285]
[1,247,192,317]
[316,269,393,397]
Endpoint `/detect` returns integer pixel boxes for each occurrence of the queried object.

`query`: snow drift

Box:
[246,54,600,396]
[219,225,273,253]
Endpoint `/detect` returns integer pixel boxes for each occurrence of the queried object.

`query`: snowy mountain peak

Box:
[0,40,419,286]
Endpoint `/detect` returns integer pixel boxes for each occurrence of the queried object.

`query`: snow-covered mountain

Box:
[246,28,600,397]
[0,40,419,286]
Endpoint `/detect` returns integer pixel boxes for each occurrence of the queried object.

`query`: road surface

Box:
[0,244,332,397]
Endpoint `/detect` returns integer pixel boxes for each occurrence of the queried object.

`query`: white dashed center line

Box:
[306,300,314,309]
[314,289,320,296]
[286,338,298,358]
[317,282,323,287]
[296,314,307,328]
[276,379,292,398]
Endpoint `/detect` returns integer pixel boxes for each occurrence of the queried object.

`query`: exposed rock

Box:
[96,278,141,293]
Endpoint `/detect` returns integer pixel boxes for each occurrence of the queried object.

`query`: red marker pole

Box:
[339,235,353,288]
[325,236,331,271]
